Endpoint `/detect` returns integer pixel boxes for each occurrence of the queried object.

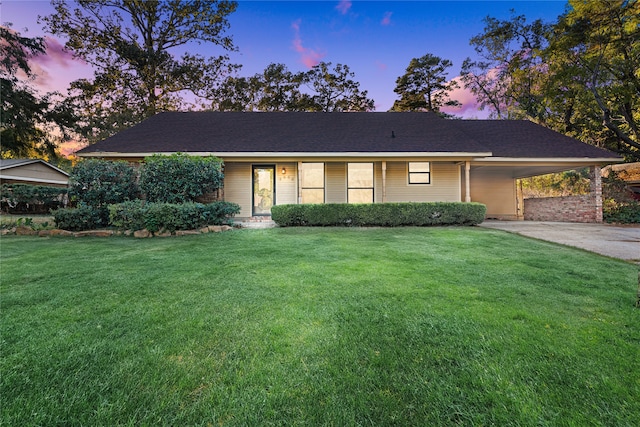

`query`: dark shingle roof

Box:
[78,112,620,159]
[456,120,618,158]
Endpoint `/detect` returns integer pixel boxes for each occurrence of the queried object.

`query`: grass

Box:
[1,227,639,426]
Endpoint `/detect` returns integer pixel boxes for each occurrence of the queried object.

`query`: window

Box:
[348,162,374,203]
[300,162,324,204]
[408,162,431,184]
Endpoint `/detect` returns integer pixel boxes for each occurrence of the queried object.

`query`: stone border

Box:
[1,225,234,238]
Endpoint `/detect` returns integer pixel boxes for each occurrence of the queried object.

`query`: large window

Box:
[408,162,431,184]
[347,162,374,203]
[300,162,325,204]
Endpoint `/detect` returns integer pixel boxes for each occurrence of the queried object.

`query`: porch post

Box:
[297,161,303,204]
[465,161,471,202]
[590,165,603,223]
[382,161,387,203]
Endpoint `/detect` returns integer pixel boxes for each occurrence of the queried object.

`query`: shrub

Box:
[69,159,138,207]
[1,184,68,214]
[139,153,223,203]
[108,201,241,232]
[603,199,640,224]
[52,205,109,231]
[271,202,487,227]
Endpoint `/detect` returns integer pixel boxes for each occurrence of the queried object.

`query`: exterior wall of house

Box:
[465,167,518,220]
[385,161,460,202]
[225,160,465,217]
[0,163,69,186]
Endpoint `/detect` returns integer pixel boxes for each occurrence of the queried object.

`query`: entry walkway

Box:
[479,220,640,264]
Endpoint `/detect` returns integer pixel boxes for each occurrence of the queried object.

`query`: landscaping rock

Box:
[208,225,223,232]
[15,226,37,236]
[221,225,233,232]
[1,228,16,235]
[134,229,151,238]
[154,230,173,237]
[199,227,210,234]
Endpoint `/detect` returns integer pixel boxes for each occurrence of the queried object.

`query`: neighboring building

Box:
[76,112,621,220]
[0,159,69,188]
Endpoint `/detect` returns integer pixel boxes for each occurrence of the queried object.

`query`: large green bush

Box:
[271,202,487,227]
[1,184,68,214]
[108,201,240,233]
[603,199,640,224]
[52,205,109,231]
[139,154,223,203]
[69,159,138,207]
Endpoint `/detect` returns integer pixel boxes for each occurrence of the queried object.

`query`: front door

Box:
[252,165,275,216]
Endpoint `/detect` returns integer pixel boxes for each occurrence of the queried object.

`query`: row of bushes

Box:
[1,184,68,214]
[271,202,487,227]
[70,154,224,207]
[53,201,240,232]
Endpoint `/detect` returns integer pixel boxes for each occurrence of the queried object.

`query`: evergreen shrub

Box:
[271,202,486,227]
[108,201,240,233]
[53,205,108,231]
[139,154,223,203]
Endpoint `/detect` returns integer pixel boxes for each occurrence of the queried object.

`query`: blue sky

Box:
[3,0,569,115]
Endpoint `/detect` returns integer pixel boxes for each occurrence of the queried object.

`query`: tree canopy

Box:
[40,0,238,143]
[210,62,374,112]
[461,0,639,160]
[391,53,460,116]
[0,26,75,159]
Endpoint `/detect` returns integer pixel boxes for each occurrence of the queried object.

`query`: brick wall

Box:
[524,195,599,222]
[523,166,603,223]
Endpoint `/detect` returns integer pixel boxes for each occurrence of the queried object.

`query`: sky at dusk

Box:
[2,0,569,118]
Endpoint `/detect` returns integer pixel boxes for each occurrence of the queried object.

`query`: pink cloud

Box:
[32,37,77,68]
[440,76,489,119]
[381,12,393,26]
[291,19,325,68]
[336,1,352,15]
[375,61,387,71]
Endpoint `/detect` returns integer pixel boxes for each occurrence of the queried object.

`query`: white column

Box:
[297,161,303,204]
[382,161,387,203]
[465,161,471,202]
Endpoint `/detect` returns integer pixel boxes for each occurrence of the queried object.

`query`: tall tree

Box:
[41,0,238,143]
[303,62,374,112]
[391,53,460,115]
[461,1,639,160]
[211,62,373,112]
[0,26,75,159]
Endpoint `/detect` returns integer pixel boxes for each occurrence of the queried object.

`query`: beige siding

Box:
[467,167,518,219]
[325,162,347,203]
[223,162,252,217]
[275,162,297,205]
[1,163,68,185]
[384,161,460,202]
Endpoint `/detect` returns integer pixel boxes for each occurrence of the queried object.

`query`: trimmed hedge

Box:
[271,202,487,227]
[108,201,241,233]
[52,205,109,231]
[69,159,139,208]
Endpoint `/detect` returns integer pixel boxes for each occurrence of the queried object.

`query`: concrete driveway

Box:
[479,221,640,264]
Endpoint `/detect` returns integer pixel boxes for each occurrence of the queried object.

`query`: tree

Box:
[391,53,460,115]
[41,0,238,143]
[303,62,374,112]
[0,26,75,159]
[211,62,374,112]
[460,1,639,160]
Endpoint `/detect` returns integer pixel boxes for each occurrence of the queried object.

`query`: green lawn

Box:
[1,227,638,426]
